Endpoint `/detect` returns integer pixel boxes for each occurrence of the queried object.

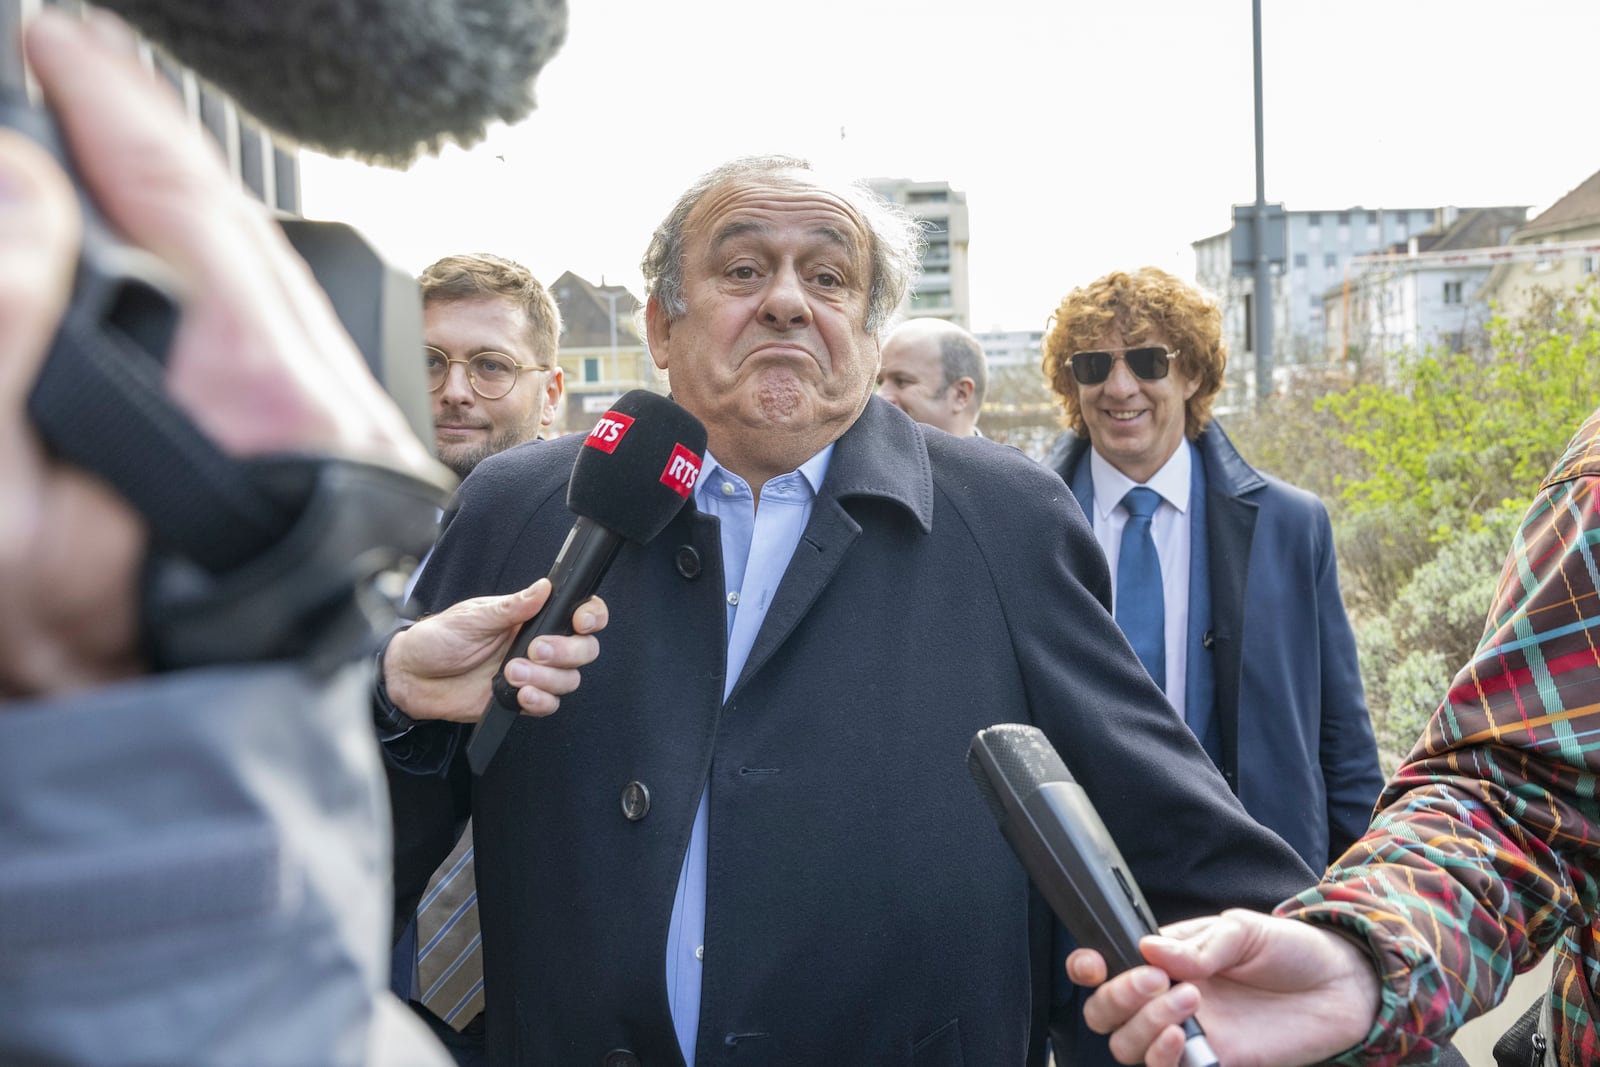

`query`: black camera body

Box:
[14,94,451,672]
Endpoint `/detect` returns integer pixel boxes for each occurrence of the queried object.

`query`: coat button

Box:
[1202,629,1216,649]
[620,781,651,821]
[602,1051,639,1067]
[675,545,701,579]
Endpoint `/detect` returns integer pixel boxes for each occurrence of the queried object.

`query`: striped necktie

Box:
[415,822,485,1028]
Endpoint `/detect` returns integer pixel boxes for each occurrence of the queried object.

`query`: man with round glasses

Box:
[420,253,564,480]
[1039,267,1383,1062]
[396,253,565,1063]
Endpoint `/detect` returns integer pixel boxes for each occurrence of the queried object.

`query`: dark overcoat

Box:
[390,397,1313,1067]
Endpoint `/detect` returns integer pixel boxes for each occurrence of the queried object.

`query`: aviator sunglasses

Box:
[1069,345,1178,385]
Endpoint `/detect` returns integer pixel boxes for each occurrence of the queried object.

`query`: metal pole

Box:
[1251,0,1273,406]
[605,290,620,373]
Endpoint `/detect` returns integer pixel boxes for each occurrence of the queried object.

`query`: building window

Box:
[1293,253,1307,268]
[1533,239,1557,273]
[1584,256,1600,275]
[583,357,600,383]
[1307,212,1321,226]
[1443,281,1463,305]
[1337,211,1350,225]
[1324,253,1338,269]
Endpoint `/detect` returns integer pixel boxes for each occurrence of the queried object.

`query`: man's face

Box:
[427,296,562,479]
[877,332,961,433]
[1079,330,1198,484]
[646,171,879,482]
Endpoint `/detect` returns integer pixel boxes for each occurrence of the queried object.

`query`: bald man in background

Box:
[876,317,987,436]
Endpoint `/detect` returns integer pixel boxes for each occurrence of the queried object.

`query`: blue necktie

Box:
[1115,487,1165,692]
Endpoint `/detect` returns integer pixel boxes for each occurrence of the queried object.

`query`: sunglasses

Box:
[1069,346,1177,385]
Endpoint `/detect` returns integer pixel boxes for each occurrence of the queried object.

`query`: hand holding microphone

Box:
[465,390,707,773]
[967,723,1222,1067]
[379,390,705,767]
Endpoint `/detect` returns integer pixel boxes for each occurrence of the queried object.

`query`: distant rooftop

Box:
[1517,168,1600,236]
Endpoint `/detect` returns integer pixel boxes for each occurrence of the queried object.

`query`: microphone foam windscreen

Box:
[99,0,568,165]
[967,723,1074,822]
[567,390,708,545]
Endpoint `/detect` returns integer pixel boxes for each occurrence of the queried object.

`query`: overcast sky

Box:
[299,0,1600,333]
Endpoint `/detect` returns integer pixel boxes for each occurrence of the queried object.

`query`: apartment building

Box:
[868,177,971,328]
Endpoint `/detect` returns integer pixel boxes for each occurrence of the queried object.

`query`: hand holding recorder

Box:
[968,723,1222,1067]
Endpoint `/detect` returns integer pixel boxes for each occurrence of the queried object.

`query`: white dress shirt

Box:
[1087,441,1193,720]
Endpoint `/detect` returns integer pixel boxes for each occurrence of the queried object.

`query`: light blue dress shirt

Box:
[665,446,834,1065]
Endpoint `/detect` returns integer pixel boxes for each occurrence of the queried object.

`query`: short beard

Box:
[437,424,536,480]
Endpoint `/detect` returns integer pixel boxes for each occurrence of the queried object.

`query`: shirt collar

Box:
[694,444,835,506]
[1089,438,1193,521]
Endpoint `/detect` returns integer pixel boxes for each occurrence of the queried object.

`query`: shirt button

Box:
[720,481,735,496]
[695,945,704,961]
[727,591,740,606]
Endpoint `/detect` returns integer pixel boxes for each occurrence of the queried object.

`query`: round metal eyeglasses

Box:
[425,347,549,400]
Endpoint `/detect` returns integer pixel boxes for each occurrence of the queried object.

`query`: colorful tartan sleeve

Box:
[1278,406,1600,1066]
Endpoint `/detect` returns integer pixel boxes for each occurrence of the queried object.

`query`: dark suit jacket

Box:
[1046,422,1384,871]
[388,397,1313,1067]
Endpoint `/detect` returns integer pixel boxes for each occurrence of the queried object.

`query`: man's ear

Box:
[540,366,564,428]
[645,297,671,371]
[951,377,976,411]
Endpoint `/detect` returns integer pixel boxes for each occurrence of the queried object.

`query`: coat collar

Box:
[816,395,935,533]
[1047,420,1265,501]
[1192,420,1266,498]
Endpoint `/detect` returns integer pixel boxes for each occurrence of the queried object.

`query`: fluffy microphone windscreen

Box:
[567,390,708,546]
[97,0,568,165]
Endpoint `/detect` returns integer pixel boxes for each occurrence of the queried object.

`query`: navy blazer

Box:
[1046,422,1384,870]
[389,398,1314,1067]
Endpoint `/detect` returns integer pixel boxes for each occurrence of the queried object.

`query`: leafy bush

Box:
[1354,505,1523,772]
[1228,282,1599,757]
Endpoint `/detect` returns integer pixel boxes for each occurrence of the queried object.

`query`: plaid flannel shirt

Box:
[1278,403,1600,1065]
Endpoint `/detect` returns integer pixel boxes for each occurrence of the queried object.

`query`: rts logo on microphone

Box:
[584,411,634,453]
[660,444,702,497]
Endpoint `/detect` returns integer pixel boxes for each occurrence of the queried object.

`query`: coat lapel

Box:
[729,398,933,699]
[1196,425,1261,791]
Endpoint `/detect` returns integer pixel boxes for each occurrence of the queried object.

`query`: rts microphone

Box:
[967,724,1221,1067]
[97,0,568,165]
[466,389,707,775]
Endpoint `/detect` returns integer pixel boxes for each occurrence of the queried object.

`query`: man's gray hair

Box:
[641,155,925,336]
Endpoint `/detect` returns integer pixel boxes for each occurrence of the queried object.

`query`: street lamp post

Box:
[603,289,620,380]
[1251,0,1274,407]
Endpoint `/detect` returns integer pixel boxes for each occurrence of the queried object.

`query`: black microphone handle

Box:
[1012,783,1221,1067]
[465,515,623,775]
